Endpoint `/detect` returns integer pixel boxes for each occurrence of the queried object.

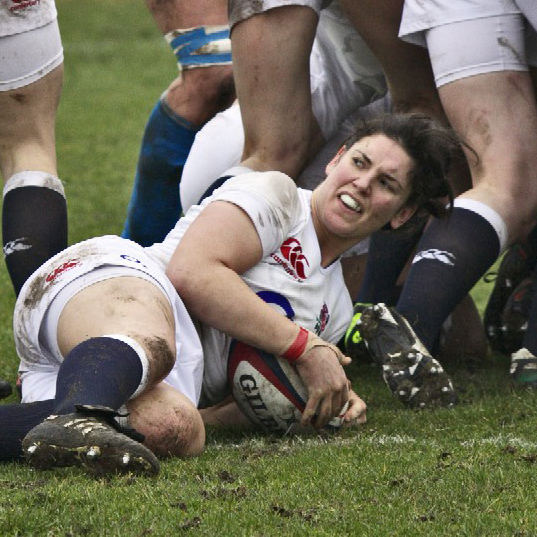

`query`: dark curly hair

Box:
[344,112,464,219]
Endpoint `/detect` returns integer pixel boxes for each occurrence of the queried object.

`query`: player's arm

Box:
[166,199,349,428]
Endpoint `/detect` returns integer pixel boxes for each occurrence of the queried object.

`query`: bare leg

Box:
[440,71,537,240]
[122,0,235,245]
[23,277,202,473]
[144,0,234,126]
[0,29,66,394]
[231,5,323,177]
[0,63,67,295]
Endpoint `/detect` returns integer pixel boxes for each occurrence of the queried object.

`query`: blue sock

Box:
[397,200,506,351]
[53,337,144,415]
[122,96,198,246]
[0,399,54,461]
[356,218,426,305]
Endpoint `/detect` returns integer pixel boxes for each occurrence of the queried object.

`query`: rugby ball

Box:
[228,341,348,434]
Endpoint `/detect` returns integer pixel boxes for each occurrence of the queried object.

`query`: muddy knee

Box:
[128,383,205,458]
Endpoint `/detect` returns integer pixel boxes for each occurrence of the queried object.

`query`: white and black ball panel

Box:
[228,341,307,434]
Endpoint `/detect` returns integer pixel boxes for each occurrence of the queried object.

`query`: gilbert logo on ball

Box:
[228,341,347,434]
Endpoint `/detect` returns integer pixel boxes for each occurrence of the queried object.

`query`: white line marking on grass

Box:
[208,434,537,451]
[461,435,537,449]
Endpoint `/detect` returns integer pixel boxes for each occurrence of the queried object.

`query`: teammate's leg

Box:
[122,0,234,245]
[398,14,537,352]
[0,18,66,397]
[0,34,67,296]
[230,1,323,177]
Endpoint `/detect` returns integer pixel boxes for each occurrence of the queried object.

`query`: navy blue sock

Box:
[3,184,67,295]
[0,399,54,461]
[356,218,426,305]
[53,337,144,415]
[121,96,198,246]
[397,202,505,351]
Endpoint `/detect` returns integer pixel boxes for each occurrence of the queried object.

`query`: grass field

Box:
[1,1,537,535]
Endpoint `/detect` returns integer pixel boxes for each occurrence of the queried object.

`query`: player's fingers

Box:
[301,391,321,426]
[328,388,348,428]
[334,378,349,412]
[312,396,334,429]
[344,395,367,424]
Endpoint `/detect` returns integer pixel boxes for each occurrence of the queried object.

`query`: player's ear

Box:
[325,145,346,174]
[390,203,417,229]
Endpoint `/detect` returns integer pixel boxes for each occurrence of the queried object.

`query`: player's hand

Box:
[295,346,350,429]
[342,387,367,426]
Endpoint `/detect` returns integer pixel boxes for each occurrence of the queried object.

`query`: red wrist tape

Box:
[282,327,309,363]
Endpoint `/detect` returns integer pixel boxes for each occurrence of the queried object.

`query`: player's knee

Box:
[169,404,205,457]
[128,384,206,458]
[242,135,315,177]
[148,403,205,458]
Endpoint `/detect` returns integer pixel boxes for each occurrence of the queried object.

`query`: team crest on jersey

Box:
[9,0,41,12]
[45,259,81,283]
[270,238,310,281]
[314,303,330,335]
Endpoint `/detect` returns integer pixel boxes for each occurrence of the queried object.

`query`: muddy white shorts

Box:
[15,236,204,406]
[0,0,57,36]
[0,18,63,91]
[400,0,537,87]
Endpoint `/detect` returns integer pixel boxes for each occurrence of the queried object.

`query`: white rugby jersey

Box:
[0,0,57,37]
[147,171,353,406]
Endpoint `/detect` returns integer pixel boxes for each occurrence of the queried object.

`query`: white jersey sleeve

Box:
[146,171,305,266]
[208,171,304,258]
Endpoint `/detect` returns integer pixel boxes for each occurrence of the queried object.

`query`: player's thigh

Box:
[231,4,318,110]
[430,17,537,180]
[231,5,319,166]
[143,0,228,33]
[0,64,62,144]
[127,382,205,457]
[57,276,177,381]
[439,70,537,188]
[338,0,442,117]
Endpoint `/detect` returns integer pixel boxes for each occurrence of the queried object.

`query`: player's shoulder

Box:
[218,171,300,210]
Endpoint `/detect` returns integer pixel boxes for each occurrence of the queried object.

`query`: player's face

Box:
[312,134,416,248]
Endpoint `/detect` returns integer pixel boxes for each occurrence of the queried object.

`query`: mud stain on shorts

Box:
[143,336,175,380]
[498,37,523,64]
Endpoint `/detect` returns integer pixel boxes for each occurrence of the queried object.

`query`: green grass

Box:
[0,1,534,535]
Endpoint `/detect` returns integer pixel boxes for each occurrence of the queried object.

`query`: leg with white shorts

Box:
[6,267,204,473]
[396,6,537,353]
[0,13,67,399]
[229,0,325,178]
[122,0,235,245]
[336,0,473,363]
[0,19,67,296]
[54,275,205,459]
